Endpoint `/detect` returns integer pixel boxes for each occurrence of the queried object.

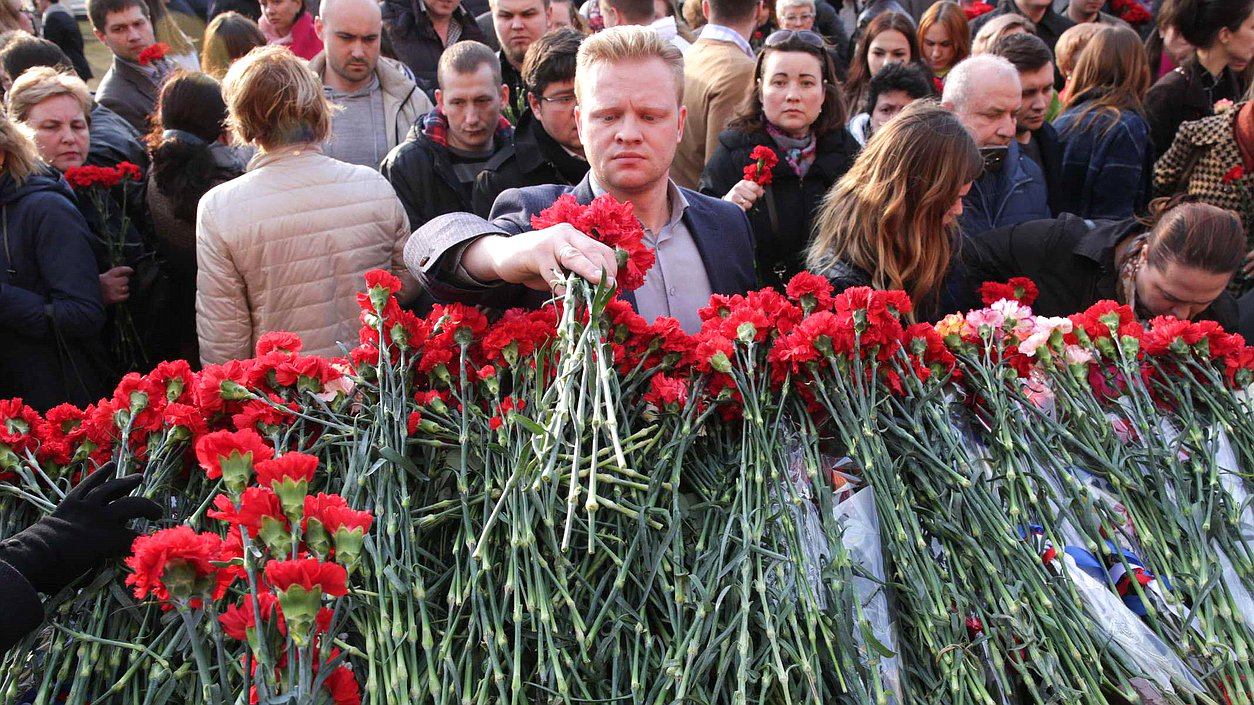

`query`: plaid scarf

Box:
[419,110,514,149]
[764,120,816,178]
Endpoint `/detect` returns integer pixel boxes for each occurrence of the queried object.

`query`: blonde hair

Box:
[223,45,332,151]
[1054,22,1102,78]
[971,13,1034,54]
[575,25,685,103]
[0,113,42,184]
[7,66,92,124]
[807,101,981,316]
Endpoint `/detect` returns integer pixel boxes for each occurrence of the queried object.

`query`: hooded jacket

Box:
[0,170,109,410]
[309,53,434,157]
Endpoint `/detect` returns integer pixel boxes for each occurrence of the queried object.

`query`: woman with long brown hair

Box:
[918,1,969,81]
[807,100,982,320]
[842,11,931,114]
[1053,25,1153,219]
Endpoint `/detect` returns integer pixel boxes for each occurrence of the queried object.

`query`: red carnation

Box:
[137,42,170,66]
[963,0,993,18]
[64,165,123,189]
[195,429,274,490]
[364,269,402,294]
[530,193,656,292]
[743,145,779,186]
[265,557,348,596]
[643,373,689,409]
[255,452,319,488]
[979,277,1039,306]
[208,487,286,534]
[784,271,835,312]
[115,161,143,181]
[125,526,230,603]
[256,331,303,357]
[323,666,362,705]
[1224,165,1245,184]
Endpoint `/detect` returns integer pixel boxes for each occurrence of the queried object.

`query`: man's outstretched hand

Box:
[461,223,619,292]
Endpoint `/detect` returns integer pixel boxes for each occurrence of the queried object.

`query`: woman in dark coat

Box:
[700,29,858,290]
[146,73,246,366]
[1144,0,1254,158]
[0,116,108,411]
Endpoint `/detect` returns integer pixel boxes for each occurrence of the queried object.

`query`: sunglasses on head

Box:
[763,29,827,49]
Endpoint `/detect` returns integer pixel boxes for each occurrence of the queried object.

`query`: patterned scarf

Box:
[419,110,514,149]
[764,120,816,178]
[1117,233,1149,312]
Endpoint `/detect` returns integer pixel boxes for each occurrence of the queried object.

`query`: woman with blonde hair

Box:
[201,11,266,79]
[1053,25,1153,219]
[0,113,108,409]
[196,46,413,365]
[970,13,1033,54]
[808,100,982,320]
[918,1,970,80]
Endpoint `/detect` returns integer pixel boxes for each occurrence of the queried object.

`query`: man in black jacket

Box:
[987,32,1063,218]
[381,40,513,229]
[382,0,487,96]
[36,0,92,80]
[968,0,1073,88]
[487,0,551,120]
[1,469,161,654]
[472,27,588,216]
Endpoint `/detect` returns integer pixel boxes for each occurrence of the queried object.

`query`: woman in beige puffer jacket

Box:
[196,46,415,366]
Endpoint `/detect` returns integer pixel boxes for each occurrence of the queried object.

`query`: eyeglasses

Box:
[780,12,815,21]
[763,29,826,48]
[535,92,577,106]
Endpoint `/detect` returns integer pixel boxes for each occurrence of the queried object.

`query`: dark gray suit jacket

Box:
[94,57,159,133]
[404,173,757,311]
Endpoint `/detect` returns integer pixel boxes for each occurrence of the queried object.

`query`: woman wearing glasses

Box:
[698,29,857,289]
[808,101,982,322]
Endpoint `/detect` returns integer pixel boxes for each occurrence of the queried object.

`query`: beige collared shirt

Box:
[589,176,714,334]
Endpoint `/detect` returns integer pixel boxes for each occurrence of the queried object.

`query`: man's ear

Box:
[93,28,107,44]
[500,83,510,109]
[527,90,542,114]
[314,15,324,39]
[435,88,445,112]
[676,103,686,143]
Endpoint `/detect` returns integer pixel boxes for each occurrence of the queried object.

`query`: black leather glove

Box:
[0,466,162,594]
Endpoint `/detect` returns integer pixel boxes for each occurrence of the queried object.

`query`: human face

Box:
[529,78,582,155]
[869,89,913,132]
[778,3,815,30]
[946,182,973,225]
[575,57,685,196]
[493,0,550,68]
[25,94,89,172]
[653,0,670,18]
[1014,0,1051,20]
[866,29,911,76]
[760,50,825,137]
[550,0,576,27]
[93,5,155,63]
[1136,260,1232,320]
[1219,10,1254,73]
[436,63,507,151]
[922,25,955,72]
[1163,25,1193,65]
[1016,63,1053,133]
[1073,0,1102,20]
[260,0,302,36]
[424,0,458,19]
[317,1,382,91]
[953,73,1021,147]
[13,0,33,33]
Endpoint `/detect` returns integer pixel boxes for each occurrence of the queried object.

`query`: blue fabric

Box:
[960,140,1052,237]
[1052,107,1152,220]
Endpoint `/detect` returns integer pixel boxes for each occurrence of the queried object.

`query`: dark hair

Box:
[1142,197,1246,274]
[844,11,923,113]
[862,60,932,114]
[599,0,654,23]
[201,11,265,79]
[1062,25,1150,130]
[0,35,72,80]
[523,27,582,95]
[988,30,1052,73]
[148,72,231,223]
[707,0,761,25]
[87,0,149,33]
[1174,0,1254,48]
[728,32,848,136]
[438,40,502,87]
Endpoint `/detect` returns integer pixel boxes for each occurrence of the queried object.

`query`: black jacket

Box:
[380,119,510,229]
[1145,61,1244,160]
[963,213,1238,329]
[969,0,1074,87]
[499,49,526,123]
[699,126,857,289]
[41,5,91,80]
[381,0,486,96]
[0,170,110,411]
[1030,123,1065,218]
[472,110,589,217]
[0,559,41,654]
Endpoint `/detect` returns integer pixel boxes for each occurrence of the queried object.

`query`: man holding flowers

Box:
[406,25,756,333]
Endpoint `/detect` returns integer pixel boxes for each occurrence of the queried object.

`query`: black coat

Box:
[969,0,1074,88]
[472,110,589,217]
[41,6,91,80]
[963,213,1239,329]
[0,170,110,411]
[1145,61,1244,160]
[1030,123,1065,219]
[380,120,511,230]
[699,126,857,289]
[0,559,41,654]
[381,0,486,96]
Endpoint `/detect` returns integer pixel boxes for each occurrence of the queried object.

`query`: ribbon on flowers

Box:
[1108,556,1157,616]
[1017,524,1061,570]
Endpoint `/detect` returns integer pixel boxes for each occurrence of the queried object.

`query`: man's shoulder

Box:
[494,183,574,212]
[681,186,749,229]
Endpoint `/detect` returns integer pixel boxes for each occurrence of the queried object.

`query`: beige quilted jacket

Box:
[195,145,414,365]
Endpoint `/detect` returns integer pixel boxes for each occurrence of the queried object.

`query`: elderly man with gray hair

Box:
[941,53,1050,236]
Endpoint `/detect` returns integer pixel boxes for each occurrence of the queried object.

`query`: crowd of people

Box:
[0,0,1252,412]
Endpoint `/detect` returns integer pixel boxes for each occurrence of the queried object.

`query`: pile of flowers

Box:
[0,194,1252,705]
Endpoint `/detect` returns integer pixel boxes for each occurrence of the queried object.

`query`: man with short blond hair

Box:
[406,25,755,333]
